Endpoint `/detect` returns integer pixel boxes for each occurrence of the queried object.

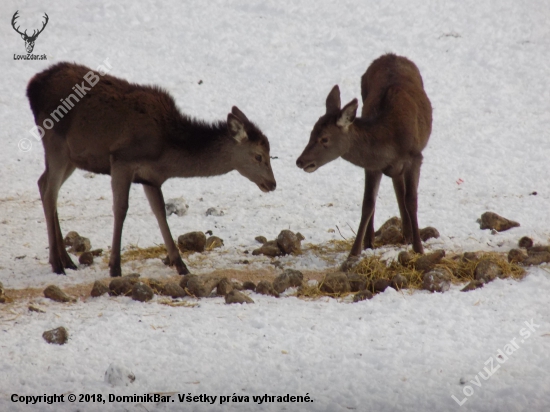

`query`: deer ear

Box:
[227,113,248,143]
[337,98,358,128]
[326,85,341,115]
[231,106,250,124]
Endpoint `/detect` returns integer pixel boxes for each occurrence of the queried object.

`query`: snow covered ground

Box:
[1,0,549,410]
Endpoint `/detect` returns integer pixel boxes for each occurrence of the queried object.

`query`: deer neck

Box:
[341,118,378,167]
[167,120,236,178]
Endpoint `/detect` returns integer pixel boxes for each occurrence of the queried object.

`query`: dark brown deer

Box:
[27,62,276,277]
[12,11,49,54]
[296,53,432,263]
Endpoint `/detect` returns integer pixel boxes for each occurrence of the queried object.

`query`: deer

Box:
[12,11,49,54]
[296,53,432,266]
[27,62,277,277]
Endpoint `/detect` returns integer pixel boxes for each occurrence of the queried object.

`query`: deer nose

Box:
[296,158,304,168]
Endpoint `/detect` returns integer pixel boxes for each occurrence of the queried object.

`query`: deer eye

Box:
[320,137,329,144]
[255,154,262,162]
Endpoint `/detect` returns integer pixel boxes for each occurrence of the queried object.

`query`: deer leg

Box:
[404,156,424,254]
[108,162,134,277]
[55,165,77,269]
[143,185,190,275]
[392,174,412,243]
[38,143,77,274]
[349,171,382,257]
[362,207,375,250]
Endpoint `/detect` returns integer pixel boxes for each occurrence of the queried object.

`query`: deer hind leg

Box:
[143,185,190,275]
[108,160,134,277]
[38,137,77,274]
[404,156,424,254]
[392,174,412,244]
[350,170,382,257]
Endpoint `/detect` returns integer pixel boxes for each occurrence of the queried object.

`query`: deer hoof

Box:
[340,256,360,273]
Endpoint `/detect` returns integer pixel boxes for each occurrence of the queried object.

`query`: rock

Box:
[63,231,80,247]
[414,250,446,273]
[255,236,268,244]
[276,230,302,255]
[474,260,502,283]
[109,276,139,296]
[79,252,94,266]
[419,227,440,242]
[178,231,206,253]
[206,207,225,216]
[225,290,254,304]
[522,252,550,266]
[147,278,164,294]
[422,268,451,293]
[132,282,154,302]
[231,281,244,291]
[376,225,404,246]
[255,280,279,297]
[296,232,305,241]
[508,249,527,264]
[44,285,73,303]
[205,236,224,250]
[398,251,413,267]
[179,274,197,290]
[518,237,534,249]
[478,212,520,232]
[165,197,189,217]
[71,236,91,253]
[353,289,374,302]
[186,274,220,297]
[243,281,256,291]
[373,279,392,293]
[105,363,135,386]
[320,272,351,295]
[347,273,368,292]
[162,282,187,298]
[216,278,233,296]
[461,280,484,292]
[0,281,4,302]
[527,245,550,255]
[273,269,304,293]
[42,326,69,345]
[90,281,109,297]
[462,252,479,262]
[391,274,408,290]
[252,240,283,257]
[375,217,402,236]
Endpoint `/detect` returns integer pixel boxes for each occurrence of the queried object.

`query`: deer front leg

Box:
[349,171,382,257]
[108,162,134,277]
[143,185,190,275]
[404,156,423,254]
[362,208,376,250]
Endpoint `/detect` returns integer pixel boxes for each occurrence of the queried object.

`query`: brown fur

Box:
[27,62,276,277]
[296,53,432,258]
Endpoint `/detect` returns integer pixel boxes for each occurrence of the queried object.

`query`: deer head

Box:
[12,11,49,54]
[296,85,358,173]
[227,106,277,192]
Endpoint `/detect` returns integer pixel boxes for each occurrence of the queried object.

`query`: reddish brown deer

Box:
[27,62,276,277]
[296,53,432,264]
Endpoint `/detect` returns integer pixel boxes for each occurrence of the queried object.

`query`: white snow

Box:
[1,0,549,411]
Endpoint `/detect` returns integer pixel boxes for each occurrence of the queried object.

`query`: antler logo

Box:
[11,11,49,54]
